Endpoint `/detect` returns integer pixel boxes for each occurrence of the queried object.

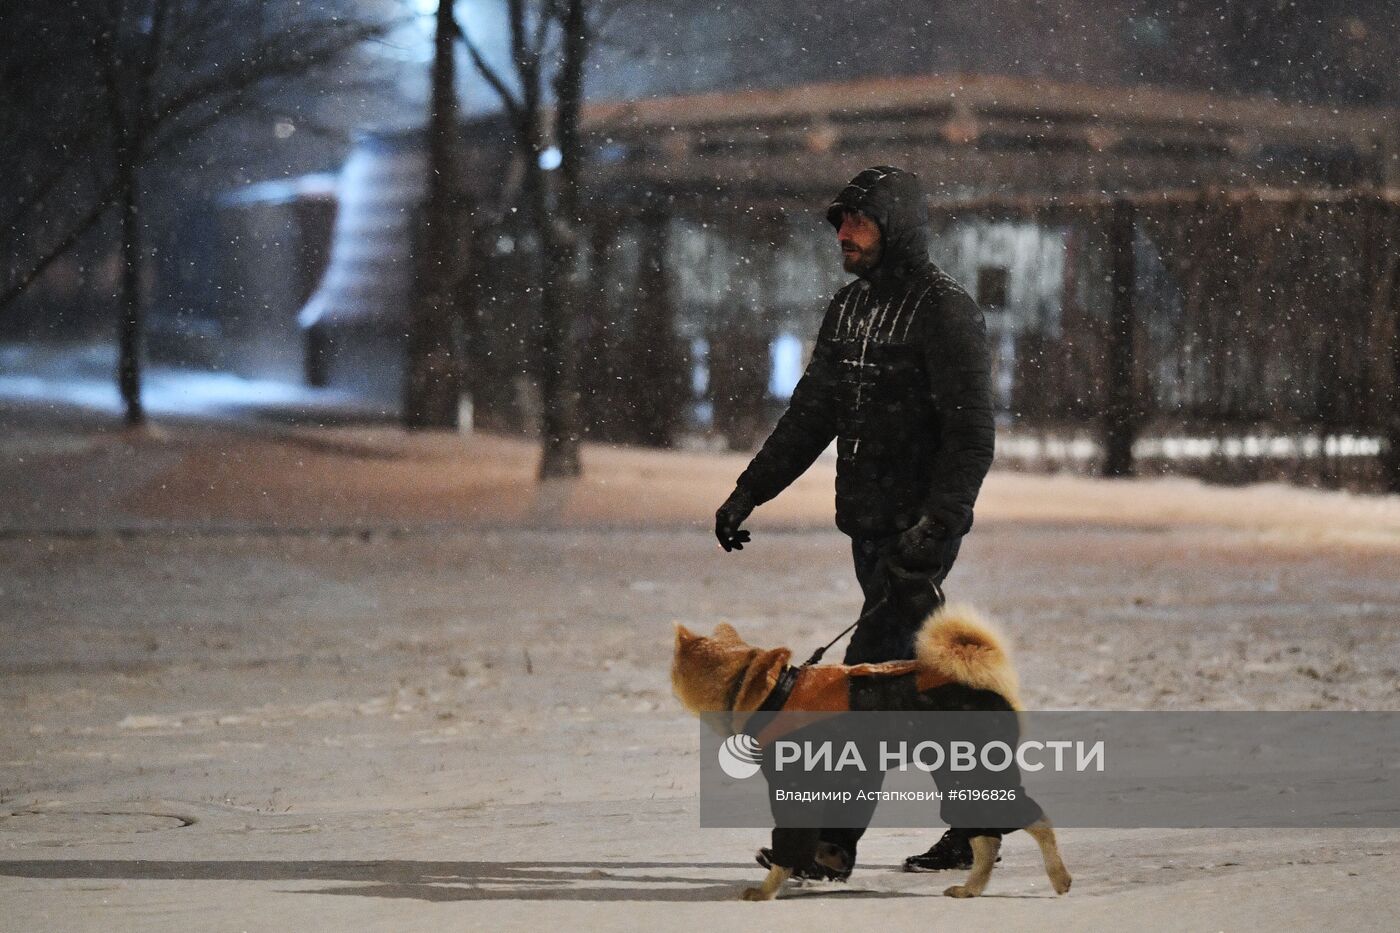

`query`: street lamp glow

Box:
[538,146,563,170]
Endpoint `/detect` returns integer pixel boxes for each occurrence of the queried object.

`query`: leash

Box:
[747,599,889,735]
[800,562,946,668]
[742,566,945,741]
[800,595,887,667]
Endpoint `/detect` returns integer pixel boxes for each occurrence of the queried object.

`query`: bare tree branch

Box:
[457,16,524,125]
[528,0,553,60]
[1,2,391,316]
[140,0,171,99]
[0,178,122,309]
[0,101,107,234]
[148,19,384,132]
[588,0,633,37]
[554,0,587,221]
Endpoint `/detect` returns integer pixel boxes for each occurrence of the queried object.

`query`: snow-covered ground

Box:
[0,344,391,424]
[2,400,1398,931]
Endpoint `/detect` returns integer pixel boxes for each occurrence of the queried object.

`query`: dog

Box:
[671,605,1072,901]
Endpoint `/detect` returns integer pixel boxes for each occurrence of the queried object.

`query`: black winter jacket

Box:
[735,166,995,540]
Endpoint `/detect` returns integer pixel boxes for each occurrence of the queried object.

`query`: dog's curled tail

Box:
[915,604,1022,711]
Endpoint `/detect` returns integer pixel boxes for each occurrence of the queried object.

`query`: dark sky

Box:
[4,0,1397,334]
[583,0,1400,106]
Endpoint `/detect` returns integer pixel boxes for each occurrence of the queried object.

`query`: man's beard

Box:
[842,247,879,275]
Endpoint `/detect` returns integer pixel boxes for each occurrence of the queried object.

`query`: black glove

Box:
[884,517,952,619]
[890,516,943,572]
[922,500,973,541]
[715,486,755,552]
[883,560,946,620]
[891,501,970,570]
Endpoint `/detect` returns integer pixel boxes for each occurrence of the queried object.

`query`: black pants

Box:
[844,533,961,664]
[818,532,963,861]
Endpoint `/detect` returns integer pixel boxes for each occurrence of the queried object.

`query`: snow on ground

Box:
[1,400,1398,931]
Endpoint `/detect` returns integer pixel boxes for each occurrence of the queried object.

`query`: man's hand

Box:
[892,502,971,570]
[715,487,755,552]
[891,517,942,571]
[922,500,973,541]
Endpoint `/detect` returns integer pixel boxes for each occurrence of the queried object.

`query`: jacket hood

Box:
[826,165,931,286]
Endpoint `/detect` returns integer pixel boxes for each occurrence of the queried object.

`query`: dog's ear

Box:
[674,623,701,647]
[712,622,742,644]
[732,646,794,712]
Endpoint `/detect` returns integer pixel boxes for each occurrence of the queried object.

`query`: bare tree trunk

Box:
[536,0,589,478]
[521,129,580,475]
[403,0,463,429]
[555,0,586,222]
[579,219,618,439]
[456,0,598,474]
[1385,201,1400,494]
[101,9,151,430]
[117,152,145,427]
[536,244,582,477]
[631,200,685,447]
[1101,198,1136,477]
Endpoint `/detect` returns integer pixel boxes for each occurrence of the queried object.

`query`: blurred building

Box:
[261,73,1397,449]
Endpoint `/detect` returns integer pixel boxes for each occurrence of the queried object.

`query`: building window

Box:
[977,265,1009,310]
[769,333,803,400]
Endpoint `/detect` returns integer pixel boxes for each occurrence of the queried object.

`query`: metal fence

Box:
[931,188,1400,492]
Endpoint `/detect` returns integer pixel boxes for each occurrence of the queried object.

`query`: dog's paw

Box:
[943,884,977,898]
[741,886,775,901]
[1051,871,1072,895]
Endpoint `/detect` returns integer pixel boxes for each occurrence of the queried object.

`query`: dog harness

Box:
[743,661,958,746]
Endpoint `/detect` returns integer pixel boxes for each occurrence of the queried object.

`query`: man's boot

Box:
[902,828,975,872]
[755,841,853,881]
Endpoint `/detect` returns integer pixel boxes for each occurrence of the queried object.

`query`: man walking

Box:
[714,165,995,877]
